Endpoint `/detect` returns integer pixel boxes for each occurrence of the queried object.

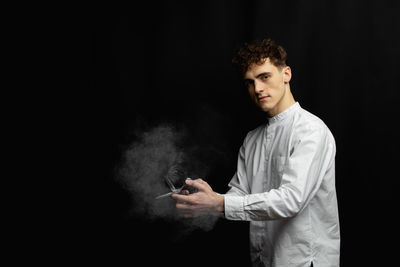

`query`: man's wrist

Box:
[216,195,225,213]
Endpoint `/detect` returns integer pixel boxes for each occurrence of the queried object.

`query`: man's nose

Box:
[254,81,264,94]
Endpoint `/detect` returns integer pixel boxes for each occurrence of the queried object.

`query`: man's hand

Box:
[171,178,224,218]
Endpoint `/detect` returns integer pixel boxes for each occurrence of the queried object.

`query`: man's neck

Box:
[267,90,296,117]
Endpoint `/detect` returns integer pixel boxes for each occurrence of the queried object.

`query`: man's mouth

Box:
[258,95,270,102]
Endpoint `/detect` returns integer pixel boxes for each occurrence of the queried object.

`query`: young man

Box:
[172,39,340,267]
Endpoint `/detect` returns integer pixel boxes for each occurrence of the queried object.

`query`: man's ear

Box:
[283,66,292,83]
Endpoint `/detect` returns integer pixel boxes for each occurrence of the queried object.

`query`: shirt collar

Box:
[267,102,300,125]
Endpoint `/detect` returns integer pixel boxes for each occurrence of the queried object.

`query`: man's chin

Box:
[258,103,272,113]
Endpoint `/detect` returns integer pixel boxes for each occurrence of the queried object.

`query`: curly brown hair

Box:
[232,38,288,76]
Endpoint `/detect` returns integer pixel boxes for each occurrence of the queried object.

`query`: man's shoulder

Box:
[295,107,335,143]
[248,123,265,135]
[243,124,266,145]
[296,107,329,132]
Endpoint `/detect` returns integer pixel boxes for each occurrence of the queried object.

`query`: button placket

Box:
[264,128,273,191]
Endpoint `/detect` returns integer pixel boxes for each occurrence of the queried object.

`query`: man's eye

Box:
[244,80,254,87]
[261,75,269,80]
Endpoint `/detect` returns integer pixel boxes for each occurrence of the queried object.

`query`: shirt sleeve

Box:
[224,125,335,221]
[222,135,251,220]
[226,139,251,196]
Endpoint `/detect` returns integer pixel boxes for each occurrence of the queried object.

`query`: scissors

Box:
[155,177,192,199]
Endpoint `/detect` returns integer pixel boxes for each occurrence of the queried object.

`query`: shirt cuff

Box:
[224,195,246,221]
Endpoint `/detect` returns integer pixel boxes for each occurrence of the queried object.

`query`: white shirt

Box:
[224,102,340,267]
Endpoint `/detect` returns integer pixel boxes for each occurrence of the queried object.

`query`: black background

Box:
[80,1,399,266]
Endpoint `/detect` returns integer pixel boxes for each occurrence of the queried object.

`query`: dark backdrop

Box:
[82,1,399,266]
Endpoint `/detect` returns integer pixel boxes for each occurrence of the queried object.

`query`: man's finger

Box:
[181,189,190,195]
[190,178,213,191]
[176,202,193,211]
[198,178,210,186]
[185,179,208,192]
[171,193,195,204]
[182,212,193,218]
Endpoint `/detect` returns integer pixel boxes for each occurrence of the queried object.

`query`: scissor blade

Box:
[165,177,176,191]
[155,191,174,199]
[155,187,183,200]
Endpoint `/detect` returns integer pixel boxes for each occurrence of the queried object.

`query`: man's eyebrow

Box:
[255,72,271,78]
[243,72,272,81]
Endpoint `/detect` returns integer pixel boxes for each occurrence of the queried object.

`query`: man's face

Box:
[244,58,292,116]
